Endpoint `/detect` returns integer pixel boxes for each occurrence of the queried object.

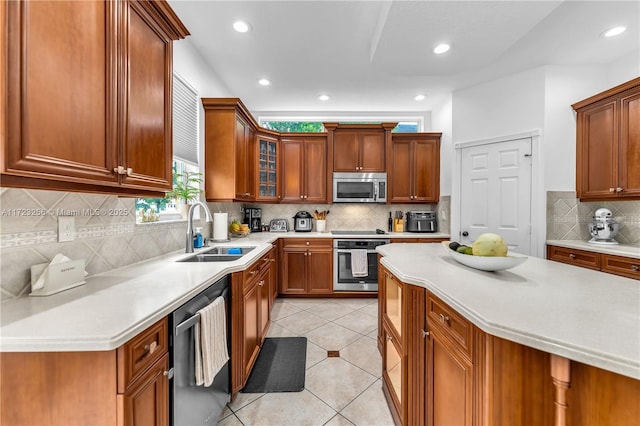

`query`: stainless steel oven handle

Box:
[335,249,378,253]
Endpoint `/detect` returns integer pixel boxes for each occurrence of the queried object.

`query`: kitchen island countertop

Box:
[378,243,640,380]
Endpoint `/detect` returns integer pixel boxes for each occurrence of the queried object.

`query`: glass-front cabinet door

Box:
[256,135,279,202]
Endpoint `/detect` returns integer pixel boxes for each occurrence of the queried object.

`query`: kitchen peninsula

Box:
[377,243,639,426]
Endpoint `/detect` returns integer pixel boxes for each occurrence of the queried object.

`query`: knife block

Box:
[393,219,404,232]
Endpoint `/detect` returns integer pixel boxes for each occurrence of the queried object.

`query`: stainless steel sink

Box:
[177,246,256,262]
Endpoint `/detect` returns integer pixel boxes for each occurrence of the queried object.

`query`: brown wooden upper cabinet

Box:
[1,0,188,197]
[280,134,328,203]
[202,98,259,202]
[325,123,396,173]
[572,77,640,201]
[390,133,441,203]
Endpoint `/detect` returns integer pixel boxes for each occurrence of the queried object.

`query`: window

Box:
[259,118,422,132]
[136,73,200,223]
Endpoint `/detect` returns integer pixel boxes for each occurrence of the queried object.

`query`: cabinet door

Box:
[5,1,119,186]
[390,138,414,203]
[427,328,473,426]
[243,280,260,380]
[307,248,333,294]
[333,132,360,172]
[413,138,440,203]
[281,249,307,294]
[406,285,427,426]
[360,133,386,172]
[233,118,255,200]
[281,138,304,202]
[619,90,640,198]
[576,100,618,200]
[256,137,279,202]
[120,1,173,191]
[384,271,403,340]
[258,269,271,341]
[382,322,403,424]
[120,353,169,426]
[304,138,327,203]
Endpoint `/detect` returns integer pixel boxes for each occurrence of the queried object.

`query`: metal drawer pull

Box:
[439,313,450,323]
[386,336,392,342]
[609,188,615,192]
[569,254,576,259]
[632,265,639,271]
[163,368,174,379]
[259,280,265,287]
[421,329,430,338]
[144,341,158,354]
[616,187,623,192]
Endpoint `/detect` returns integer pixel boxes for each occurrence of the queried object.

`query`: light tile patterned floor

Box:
[218,298,394,426]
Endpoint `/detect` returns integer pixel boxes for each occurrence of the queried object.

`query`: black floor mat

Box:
[242,337,307,393]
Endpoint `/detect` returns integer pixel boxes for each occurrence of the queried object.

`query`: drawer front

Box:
[282,238,332,249]
[243,258,264,284]
[117,318,168,392]
[601,254,640,280]
[547,245,601,270]
[258,248,276,273]
[426,293,472,357]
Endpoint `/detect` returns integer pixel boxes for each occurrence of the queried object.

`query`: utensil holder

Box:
[316,220,326,232]
[394,219,404,232]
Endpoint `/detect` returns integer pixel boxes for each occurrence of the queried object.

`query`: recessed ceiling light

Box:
[258,78,271,86]
[414,94,426,101]
[233,21,251,33]
[318,94,330,101]
[603,26,626,37]
[433,43,451,55]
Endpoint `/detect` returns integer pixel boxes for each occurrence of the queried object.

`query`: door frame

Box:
[451,130,544,258]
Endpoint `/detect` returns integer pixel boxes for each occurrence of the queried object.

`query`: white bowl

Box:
[447,248,527,271]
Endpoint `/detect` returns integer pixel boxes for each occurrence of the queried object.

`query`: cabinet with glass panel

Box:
[255,133,280,202]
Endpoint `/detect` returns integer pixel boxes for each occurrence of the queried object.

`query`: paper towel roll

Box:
[213,213,228,241]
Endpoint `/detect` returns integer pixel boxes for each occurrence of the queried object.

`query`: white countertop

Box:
[547,239,640,259]
[0,231,448,353]
[378,243,640,380]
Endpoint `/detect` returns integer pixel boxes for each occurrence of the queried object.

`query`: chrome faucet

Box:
[185,201,213,253]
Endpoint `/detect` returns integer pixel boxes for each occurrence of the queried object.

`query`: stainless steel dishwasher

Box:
[169,275,231,425]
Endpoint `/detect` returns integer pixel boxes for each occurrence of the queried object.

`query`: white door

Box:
[459,138,532,255]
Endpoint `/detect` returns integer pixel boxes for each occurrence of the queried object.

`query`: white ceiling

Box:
[168,0,639,113]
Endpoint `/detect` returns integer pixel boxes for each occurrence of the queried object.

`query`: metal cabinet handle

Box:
[439,313,450,324]
[609,188,615,192]
[250,270,257,275]
[632,265,639,271]
[421,329,430,338]
[259,280,265,287]
[386,336,392,342]
[569,254,576,259]
[270,258,276,262]
[308,252,311,256]
[616,187,623,192]
[163,368,174,379]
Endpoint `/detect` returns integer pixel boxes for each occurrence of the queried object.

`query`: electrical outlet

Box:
[58,216,76,242]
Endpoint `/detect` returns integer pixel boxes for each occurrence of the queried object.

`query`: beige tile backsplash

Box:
[546,191,640,245]
[0,187,448,302]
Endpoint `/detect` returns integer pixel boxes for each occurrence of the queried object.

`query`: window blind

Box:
[172,73,199,165]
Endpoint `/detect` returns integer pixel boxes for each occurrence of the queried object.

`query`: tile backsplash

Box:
[546,191,640,245]
[0,187,449,302]
[0,188,194,302]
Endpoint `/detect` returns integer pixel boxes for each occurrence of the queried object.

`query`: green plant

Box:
[165,171,203,203]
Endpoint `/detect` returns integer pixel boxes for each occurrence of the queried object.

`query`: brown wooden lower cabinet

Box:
[280,239,333,295]
[547,244,639,280]
[379,265,640,426]
[0,318,170,426]
[231,249,275,395]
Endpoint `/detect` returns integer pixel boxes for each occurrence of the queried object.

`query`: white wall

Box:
[607,50,640,88]
[431,94,453,196]
[452,67,546,144]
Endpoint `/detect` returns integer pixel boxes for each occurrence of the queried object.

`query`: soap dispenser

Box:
[194,227,203,248]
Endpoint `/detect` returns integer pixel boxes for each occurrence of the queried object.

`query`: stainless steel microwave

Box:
[332,172,387,203]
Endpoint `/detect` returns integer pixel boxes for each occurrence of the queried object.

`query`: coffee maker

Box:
[243,207,262,232]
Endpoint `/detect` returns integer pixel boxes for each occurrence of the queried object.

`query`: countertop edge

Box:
[546,239,640,259]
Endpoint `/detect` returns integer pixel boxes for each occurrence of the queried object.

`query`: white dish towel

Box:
[351,249,369,277]
[194,296,229,387]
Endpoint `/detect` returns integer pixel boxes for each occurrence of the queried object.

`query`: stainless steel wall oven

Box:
[333,239,389,291]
